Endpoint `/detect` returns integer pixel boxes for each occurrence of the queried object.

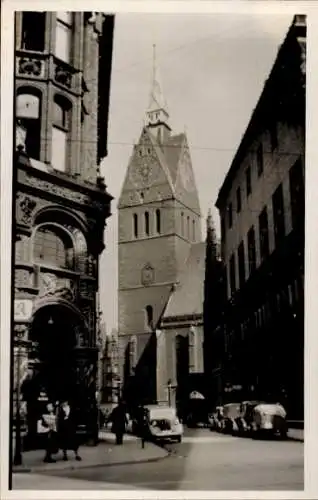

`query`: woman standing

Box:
[57,400,82,461]
[39,402,58,463]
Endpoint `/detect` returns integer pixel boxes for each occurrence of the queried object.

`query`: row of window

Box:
[228,159,304,296]
[132,210,197,241]
[17,88,72,170]
[133,210,161,238]
[223,126,279,233]
[228,274,303,345]
[181,212,196,241]
[21,12,74,65]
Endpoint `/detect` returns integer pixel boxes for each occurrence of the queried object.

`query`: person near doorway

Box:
[38,402,58,463]
[56,400,82,461]
[107,401,128,445]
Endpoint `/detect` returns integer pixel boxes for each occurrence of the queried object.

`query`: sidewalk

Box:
[12,431,168,474]
[288,428,304,442]
[12,473,147,490]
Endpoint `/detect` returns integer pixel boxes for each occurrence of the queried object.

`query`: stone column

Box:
[156,329,168,404]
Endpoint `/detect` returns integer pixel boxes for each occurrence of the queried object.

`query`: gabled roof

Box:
[163,241,205,319]
[147,129,175,194]
[163,133,186,184]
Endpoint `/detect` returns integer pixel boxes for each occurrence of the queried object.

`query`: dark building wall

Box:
[207,15,305,418]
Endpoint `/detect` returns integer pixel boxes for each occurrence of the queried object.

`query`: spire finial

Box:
[146,44,169,125]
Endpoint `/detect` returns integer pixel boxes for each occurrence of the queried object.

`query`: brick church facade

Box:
[118,48,206,411]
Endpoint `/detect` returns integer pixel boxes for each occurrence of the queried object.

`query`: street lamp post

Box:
[13,328,26,466]
[167,380,172,407]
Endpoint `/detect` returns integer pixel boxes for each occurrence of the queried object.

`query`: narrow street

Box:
[38,428,303,490]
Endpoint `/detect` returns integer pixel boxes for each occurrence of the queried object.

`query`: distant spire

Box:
[207,208,213,231]
[206,208,217,260]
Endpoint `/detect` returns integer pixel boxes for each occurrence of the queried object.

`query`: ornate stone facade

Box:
[13,11,114,447]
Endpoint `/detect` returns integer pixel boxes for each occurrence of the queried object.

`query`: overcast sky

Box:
[99,12,294,333]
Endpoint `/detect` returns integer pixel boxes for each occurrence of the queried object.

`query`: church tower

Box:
[118,46,201,405]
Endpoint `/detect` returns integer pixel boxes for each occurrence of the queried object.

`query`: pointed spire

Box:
[145,45,170,133]
[147,44,168,112]
[207,208,213,231]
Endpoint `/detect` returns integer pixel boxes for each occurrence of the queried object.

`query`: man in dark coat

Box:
[57,400,82,461]
[108,401,128,445]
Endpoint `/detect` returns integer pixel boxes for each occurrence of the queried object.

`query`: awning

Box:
[189,391,205,400]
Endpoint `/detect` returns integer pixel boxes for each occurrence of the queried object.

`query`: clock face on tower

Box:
[130,147,159,188]
[180,150,194,191]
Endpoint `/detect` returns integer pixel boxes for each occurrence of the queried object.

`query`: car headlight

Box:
[174,419,179,425]
[151,420,157,427]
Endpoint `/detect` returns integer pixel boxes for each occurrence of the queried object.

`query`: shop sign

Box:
[14,299,33,322]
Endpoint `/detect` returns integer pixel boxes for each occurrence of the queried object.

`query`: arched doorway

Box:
[30,303,85,400]
[23,302,89,448]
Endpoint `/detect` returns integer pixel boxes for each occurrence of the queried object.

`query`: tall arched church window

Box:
[33,224,74,270]
[156,209,161,234]
[133,214,138,238]
[145,211,150,236]
[21,12,46,51]
[16,89,41,159]
[55,12,73,63]
[181,212,184,236]
[192,220,195,241]
[145,305,153,329]
[52,95,71,172]
[187,216,190,239]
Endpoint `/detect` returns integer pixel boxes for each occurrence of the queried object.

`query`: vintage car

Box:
[144,405,184,443]
[251,403,288,439]
[222,403,241,434]
[209,406,224,432]
[235,400,264,435]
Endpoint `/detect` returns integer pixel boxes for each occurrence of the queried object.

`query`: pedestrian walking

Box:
[57,400,82,461]
[140,406,149,449]
[38,402,58,463]
[108,401,128,445]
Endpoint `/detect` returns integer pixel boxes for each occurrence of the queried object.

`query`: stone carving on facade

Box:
[141,263,155,286]
[17,57,44,77]
[15,268,31,289]
[54,61,73,89]
[38,273,77,302]
[74,325,87,348]
[19,195,37,224]
[87,255,96,276]
[79,280,96,300]
[24,175,92,205]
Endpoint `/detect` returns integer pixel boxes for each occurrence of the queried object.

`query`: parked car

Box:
[209,406,224,432]
[236,400,264,435]
[222,403,241,434]
[144,405,184,443]
[251,403,288,439]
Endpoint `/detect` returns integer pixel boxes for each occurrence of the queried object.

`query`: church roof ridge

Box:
[146,128,176,196]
